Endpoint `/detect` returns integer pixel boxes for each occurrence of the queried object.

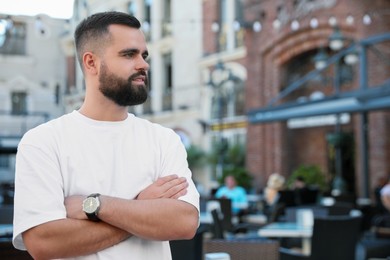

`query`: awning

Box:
[248,82,390,123]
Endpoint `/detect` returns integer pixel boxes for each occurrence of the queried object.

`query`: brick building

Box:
[243,0,390,198]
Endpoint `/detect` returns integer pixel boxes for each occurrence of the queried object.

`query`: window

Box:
[162,0,172,37]
[143,68,153,114]
[127,1,138,16]
[144,0,152,41]
[11,92,27,115]
[0,20,26,55]
[217,0,228,52]
[234,0,244,48]
[162,53,172,111]
[216,0,243,52]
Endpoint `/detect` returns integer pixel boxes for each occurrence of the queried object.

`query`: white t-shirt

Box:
[13,110,200,260]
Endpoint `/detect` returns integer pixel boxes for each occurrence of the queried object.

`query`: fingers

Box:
[154,174,178,186]
[162,177,188,198]
[136,175,189,200]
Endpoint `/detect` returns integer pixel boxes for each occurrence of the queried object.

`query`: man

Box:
[215,175,248,215]
[13,11,199,260]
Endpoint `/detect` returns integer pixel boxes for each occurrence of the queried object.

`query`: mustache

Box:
[128,70,147,81]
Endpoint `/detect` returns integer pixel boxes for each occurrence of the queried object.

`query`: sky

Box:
[0,0,74,19]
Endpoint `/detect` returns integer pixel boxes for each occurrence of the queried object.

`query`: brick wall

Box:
[243,0,390,196]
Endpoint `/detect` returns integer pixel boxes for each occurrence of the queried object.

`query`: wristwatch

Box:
[82,193,101,221]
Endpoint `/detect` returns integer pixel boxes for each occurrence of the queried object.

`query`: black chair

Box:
[170,226,205,260]
[208,198,261,236]
[325,201,354,216]
[210,209,225,239]
[278,190,297,208]
[0,204,14,224]
[280,215,363,260]
[0,238,32,260]
[214,198,234,232]
[294,188,319,206]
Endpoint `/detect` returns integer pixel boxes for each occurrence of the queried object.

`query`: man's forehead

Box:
[107,24,147,50]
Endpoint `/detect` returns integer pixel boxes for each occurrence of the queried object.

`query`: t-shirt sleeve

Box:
[159,130,200,213]
[13,131,66,250]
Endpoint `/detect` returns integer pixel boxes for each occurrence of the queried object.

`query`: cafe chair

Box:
[0,239,32,260]
[279,215,363,260]
[170,225,207,260]
[208,198,262,237]
[0,204,14,224]
[204,237,280,260]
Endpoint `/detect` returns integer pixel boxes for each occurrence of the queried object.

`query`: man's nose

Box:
[136,57,149,71]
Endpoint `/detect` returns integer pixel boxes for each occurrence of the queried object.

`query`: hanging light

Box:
[328,16,338,27]
[313,48,329,70]
[233,20,241,32]
[310,17,319,28]
[329,26,345,51]
[273,19,281,30]
[211,21,219,32]
[363,14,372,25]
[344,47,359,65]
[252,21,262,32]
[346,15,354,25]
[291,20,300,31]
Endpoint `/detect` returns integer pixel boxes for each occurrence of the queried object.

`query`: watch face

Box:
[83,197,99,214]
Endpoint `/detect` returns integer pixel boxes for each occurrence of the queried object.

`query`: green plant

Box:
[209,142,253,191]
[186,144,207,170]
[287,164,328,191]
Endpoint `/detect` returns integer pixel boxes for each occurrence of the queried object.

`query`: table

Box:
[200,212,213,224]
[258,222,312,255]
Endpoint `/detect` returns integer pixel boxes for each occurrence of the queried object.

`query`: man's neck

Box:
[78,102,129,122]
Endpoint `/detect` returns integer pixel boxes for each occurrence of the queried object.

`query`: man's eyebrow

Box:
[118,48,149,57]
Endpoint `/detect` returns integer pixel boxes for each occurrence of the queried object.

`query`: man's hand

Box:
[137,174,188,200]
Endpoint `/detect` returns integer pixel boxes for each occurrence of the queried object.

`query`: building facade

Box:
[0,14,67,184]
[243,0,390,198]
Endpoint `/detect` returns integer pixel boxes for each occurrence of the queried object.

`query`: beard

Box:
[98,63,149,107]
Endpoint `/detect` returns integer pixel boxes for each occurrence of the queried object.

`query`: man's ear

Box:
[83,52,99,75]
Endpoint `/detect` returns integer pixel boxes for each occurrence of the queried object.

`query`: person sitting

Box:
[264,173,286,207]
[371,177,390,238]
[380,178,390,213]
[215,175,248,216]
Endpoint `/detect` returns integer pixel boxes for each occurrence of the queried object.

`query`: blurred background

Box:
[0,0,390,208]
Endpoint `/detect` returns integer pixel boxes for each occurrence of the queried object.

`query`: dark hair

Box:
[74,11,141,68]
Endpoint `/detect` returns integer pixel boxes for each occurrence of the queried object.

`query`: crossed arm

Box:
[23,175,199,259]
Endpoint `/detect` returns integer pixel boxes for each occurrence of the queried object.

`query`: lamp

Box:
[211,21,220,33]
[232,20,262,32]
[207,61,240,179]
[329,27,345,51]
[344,49,359,65]
[313,48,329,70]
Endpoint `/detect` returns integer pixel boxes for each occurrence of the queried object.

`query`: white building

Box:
[0,14,67,184]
